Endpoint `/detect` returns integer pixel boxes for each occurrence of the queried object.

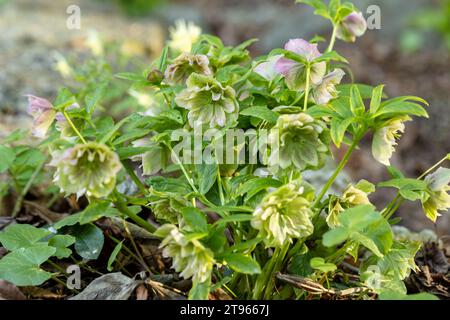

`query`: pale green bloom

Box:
[149,189,188,224]
[49,142,122,198]
[311,69,345,104]
[422,167,450,222]
[269,113,328,171]
[168,20,201,53]
[336,12,367,43]
[175,73,238,128]
[327,184,372,228]
[251,181,315,247]
[155,224,215,283]
[165,53,212,85]
[372,116,411,166]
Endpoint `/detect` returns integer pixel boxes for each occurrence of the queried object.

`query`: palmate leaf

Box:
[378,178,430,202]
[48,235,76,259]
[0,244,56,286]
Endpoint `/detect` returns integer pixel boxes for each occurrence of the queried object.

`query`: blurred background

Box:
[0,0,449,233]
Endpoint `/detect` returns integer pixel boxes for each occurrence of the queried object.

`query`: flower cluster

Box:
[49,142,122,198]
[251,181,315,247]
[175,73,239,128]
[155,224,215,283]
[269,113,328,171]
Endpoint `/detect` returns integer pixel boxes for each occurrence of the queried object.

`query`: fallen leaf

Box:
[70,273,141,300]
[0,280,26,300]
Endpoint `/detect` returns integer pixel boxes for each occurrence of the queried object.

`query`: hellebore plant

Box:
[0,0,448,301]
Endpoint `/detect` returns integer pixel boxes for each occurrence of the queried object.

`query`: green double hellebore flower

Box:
[251,181,315,248]
[269,113,328,171]
[164,52,212,85]
[175,73,239,128]
[49,142,122,198]
[155,224,215,283]
[422,167,450,222]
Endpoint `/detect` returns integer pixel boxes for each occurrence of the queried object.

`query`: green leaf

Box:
[355,179,376,194]
[240,106,279,124]
[374,97,428,118]
[54,201,120,229]
[0,244,56,286]
[369,85,385,114]
[48,235,76,259]
[181,207,208,233]
[337,84,387,100]
[296,0,331,19]
[224,253,261,274]
[323,227,350,247]
[72,224,104,260]
[189,277,211,300]
[310,257,337,273]
[386,166,405,179]
[197,164,218,195]
[378,291,439,300]
[214,214,253,226]
[107,241,123,272]
[158,45,169,71]
[0,145,15,173]
[235,177,282,199]
[313,51,348,64]
[350,85,365,115]
[378,178,429,202]
[330,117,353,147]
[0,224,51,251]
[85,81,108,114]
[115,72,147,82]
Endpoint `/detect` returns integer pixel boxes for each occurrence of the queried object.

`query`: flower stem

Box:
[111,189,156,233]
[327,24,338,53]
[122,161,148,196]
[63,111,87,144]
[313,136,361,208]
[263,243,290,300]
[303,66,311,111]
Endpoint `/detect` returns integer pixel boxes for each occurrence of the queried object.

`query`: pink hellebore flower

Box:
[336,12,367,43]
[26,95,56,138]
[275,39,326,91]
[311,68,345,105]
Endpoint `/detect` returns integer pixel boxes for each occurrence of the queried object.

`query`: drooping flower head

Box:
[311,69,345,104]
[254,55,283,81]
[49,142,122,198]
[168,20,201,53]
[327,183,372,228]
[336,12,367,43]
[26,95,56,138]
[251,181,315,247]
[422,167,450,222]
[175,73,239,128]
[275,39,326,91]
[131,138,168,176]
[372,116,411,166]
[269,113,328,171]
[155,224,215,283]
[165,53,212,85]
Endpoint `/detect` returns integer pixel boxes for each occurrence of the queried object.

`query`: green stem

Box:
[263,243,290,300]
[122,161,148,195]
[63,111,87,144]
[217,167,225,206]
[252,248,279,300]
[111,189,156,233]
[12,158,46,217]
[327,24,338,53]
[167,145,199,194]
[313,136,361,208]
[303,66,311,111]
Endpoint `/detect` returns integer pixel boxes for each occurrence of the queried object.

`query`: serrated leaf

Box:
[181,207,208,233]
[224,253,261,274]
[0,224,51,251]
[240,106,279,124]
[0,244,55,286]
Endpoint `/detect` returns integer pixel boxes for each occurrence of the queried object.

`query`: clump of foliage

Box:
[0,0,448,300]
